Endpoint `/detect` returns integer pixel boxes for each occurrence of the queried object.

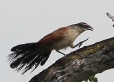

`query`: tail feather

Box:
[11,43,37,52]
[8,43,52,74]
[23,49,51,73]
[41,50,51,65]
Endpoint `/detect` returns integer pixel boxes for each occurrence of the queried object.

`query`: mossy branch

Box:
[29,37,114,82]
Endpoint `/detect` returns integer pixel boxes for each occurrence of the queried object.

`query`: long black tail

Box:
[8,43,52,74]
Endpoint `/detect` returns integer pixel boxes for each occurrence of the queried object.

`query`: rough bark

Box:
[29,37,114,82]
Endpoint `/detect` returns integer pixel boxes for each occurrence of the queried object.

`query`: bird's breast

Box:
[52,29,80,50]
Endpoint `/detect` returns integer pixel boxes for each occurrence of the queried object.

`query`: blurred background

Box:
[1,0,114,82]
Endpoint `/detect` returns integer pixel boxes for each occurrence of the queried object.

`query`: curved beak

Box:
[87,26,94,31]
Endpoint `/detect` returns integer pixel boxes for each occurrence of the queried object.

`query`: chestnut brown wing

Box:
[37,27,69,47]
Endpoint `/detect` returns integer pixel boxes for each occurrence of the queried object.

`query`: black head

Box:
[76,22,94,31]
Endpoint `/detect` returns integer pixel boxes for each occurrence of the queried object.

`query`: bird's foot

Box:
[74,37,89,48]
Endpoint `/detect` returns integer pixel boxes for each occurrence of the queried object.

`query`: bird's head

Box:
[71,22,94,32]
[77,22,94,31]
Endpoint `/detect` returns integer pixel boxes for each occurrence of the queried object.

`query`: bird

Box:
[8,22,94,74]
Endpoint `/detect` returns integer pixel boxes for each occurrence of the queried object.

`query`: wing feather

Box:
[37,27,69,47]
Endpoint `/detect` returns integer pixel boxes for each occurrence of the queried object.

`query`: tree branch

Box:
[106,12,114,27]
[29,37,114,82]
[106,12,114,21]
